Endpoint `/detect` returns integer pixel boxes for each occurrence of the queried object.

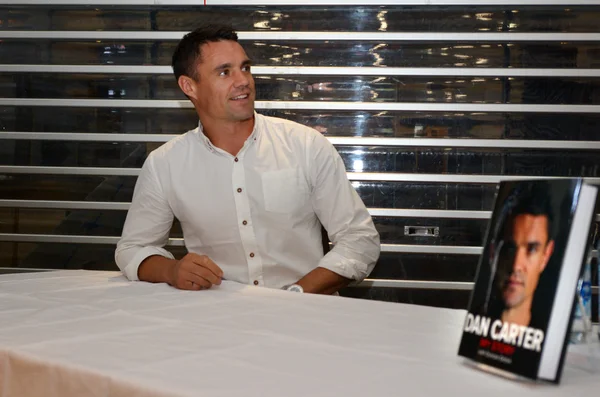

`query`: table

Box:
[0,270,598,397]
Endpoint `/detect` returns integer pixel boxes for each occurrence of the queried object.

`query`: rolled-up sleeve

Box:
[308,132,381,282]
[115,153,175,281]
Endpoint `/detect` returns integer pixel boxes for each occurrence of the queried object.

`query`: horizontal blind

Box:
[0,1,599,314]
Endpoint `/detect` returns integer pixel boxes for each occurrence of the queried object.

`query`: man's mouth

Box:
[230,94,250,101]
[507,278,523,287]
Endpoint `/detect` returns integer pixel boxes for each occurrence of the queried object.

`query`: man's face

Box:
[181,40,255,123]
[500,214,554,309]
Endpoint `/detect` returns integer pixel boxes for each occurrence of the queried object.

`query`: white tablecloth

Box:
[0,270,598,397]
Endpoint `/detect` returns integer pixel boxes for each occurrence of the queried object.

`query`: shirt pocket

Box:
[261,168,308,214]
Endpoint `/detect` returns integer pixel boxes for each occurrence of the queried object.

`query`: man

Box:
[494,195,555,327]
[115,25,380,294]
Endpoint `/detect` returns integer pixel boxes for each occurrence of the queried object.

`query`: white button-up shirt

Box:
[115,113,380,288]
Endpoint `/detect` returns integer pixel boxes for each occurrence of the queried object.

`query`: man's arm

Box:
[302,130,381,294]
[115,154,176,281]
[138,255,176,284]
[115,152,224,291]
[295,267,351,295]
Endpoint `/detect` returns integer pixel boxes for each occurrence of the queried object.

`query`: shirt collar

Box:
[195,112,261,153]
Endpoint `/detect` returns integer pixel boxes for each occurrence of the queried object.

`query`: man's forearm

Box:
[138,255,177,284]
[295,267,351,294]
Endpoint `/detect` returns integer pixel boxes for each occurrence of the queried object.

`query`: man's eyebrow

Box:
[214,60,252,71]
[214,63,232,71]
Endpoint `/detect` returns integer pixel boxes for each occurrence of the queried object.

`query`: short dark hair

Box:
[507,183,554,241]
[171,25,239,81]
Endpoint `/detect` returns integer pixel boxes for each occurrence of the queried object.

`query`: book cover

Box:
[458,178,598,383]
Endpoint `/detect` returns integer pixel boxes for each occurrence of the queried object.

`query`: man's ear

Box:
[540,240,555,273]
[178,75,197,99]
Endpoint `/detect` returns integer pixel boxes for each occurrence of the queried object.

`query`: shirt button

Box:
[253,280,259,286]
[249,252,255,258]
[237,188,242,193]
[242,220,248,225]
[234,157,239,162]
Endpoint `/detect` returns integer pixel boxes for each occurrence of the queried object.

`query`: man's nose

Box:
[233,69,250,87]
[512,247,527,273]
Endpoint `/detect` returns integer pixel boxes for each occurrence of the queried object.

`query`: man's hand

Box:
[168,253,223,290]
[138,253,223,291]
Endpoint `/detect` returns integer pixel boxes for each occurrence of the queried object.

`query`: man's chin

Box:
[230,110,254,122]
[503,294,524,309]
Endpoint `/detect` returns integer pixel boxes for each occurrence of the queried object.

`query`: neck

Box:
[501,300,532,327]
[199,114,255,156]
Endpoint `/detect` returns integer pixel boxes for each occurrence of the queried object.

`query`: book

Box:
[458,178,599,383]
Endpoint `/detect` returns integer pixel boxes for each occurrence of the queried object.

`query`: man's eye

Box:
[242,65,251,72]
[219,70,229,76]
[527,244,538,254]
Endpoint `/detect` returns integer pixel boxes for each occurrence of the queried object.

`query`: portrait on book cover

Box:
[472,180,576,331]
